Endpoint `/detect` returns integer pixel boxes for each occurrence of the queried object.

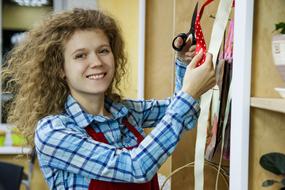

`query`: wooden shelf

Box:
[250,97,285,113]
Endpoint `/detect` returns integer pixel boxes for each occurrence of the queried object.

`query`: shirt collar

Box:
[64,95,128,128]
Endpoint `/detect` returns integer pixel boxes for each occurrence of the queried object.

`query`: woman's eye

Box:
[99,48,110,55]
[74,53,86,59]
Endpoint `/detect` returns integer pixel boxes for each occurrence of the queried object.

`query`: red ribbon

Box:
[194,0,214,66]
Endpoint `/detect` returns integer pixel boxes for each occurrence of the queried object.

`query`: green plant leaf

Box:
[275,22,285,34]
[262,179,278,187]
[260,153,285,175]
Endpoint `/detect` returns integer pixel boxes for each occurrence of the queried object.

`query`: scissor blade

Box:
[190,2,198,44]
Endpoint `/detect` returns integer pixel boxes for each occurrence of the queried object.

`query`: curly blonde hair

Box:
[2,8,127,147]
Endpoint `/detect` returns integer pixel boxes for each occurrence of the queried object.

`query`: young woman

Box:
[2,9,215,190]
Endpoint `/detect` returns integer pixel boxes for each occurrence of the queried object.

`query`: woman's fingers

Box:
[188,50,203,69]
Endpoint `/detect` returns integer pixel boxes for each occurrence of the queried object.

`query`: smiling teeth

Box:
[87,73,105,80]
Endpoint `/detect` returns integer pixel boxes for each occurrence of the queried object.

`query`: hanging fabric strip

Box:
[194,0,233,189]
[195,0,214,66]
[215,21,234,189]
[215,81,232,190]
[208,0,233,65]
[206,19,234,161]
[224,20,234,60]
[193,1,215,190]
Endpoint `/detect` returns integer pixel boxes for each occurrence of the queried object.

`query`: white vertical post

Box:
[53,0,67,12]
[137,0,146,99]
[230,0,254,190]
[53,0,97,11]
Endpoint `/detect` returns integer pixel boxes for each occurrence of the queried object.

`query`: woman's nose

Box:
[88,53,103,67]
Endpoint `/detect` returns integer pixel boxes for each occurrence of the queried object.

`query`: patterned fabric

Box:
[35,60,200,189]
[194,0,214,66]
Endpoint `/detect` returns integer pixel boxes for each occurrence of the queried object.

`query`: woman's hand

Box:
[174,36,196,64]
[181,50,216,99]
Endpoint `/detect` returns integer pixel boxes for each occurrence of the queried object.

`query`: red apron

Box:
[85,118,160,190]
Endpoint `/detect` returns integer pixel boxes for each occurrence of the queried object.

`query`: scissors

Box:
[172,3,198,51]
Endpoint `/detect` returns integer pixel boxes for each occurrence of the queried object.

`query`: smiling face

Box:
[63,29,115,101]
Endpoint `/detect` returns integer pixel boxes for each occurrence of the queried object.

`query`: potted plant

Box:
[272,22,285,98]
[259,152,285,189]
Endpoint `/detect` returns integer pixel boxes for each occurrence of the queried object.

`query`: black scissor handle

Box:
[172,33,188,51]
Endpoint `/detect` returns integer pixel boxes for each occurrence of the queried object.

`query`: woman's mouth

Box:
[86,73,107,80]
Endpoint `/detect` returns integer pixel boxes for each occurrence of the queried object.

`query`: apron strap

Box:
[85,119,159,190]
[85,117,144,145]
[85,125,109,144]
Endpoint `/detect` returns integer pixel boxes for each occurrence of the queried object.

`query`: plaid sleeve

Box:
[130,90,200,179]
[175,59,187,93]
[122,59,189,128]
[35,92,199,184]
[123,98,171,128]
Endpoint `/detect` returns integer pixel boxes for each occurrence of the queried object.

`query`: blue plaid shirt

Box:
[35,60,200,189]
